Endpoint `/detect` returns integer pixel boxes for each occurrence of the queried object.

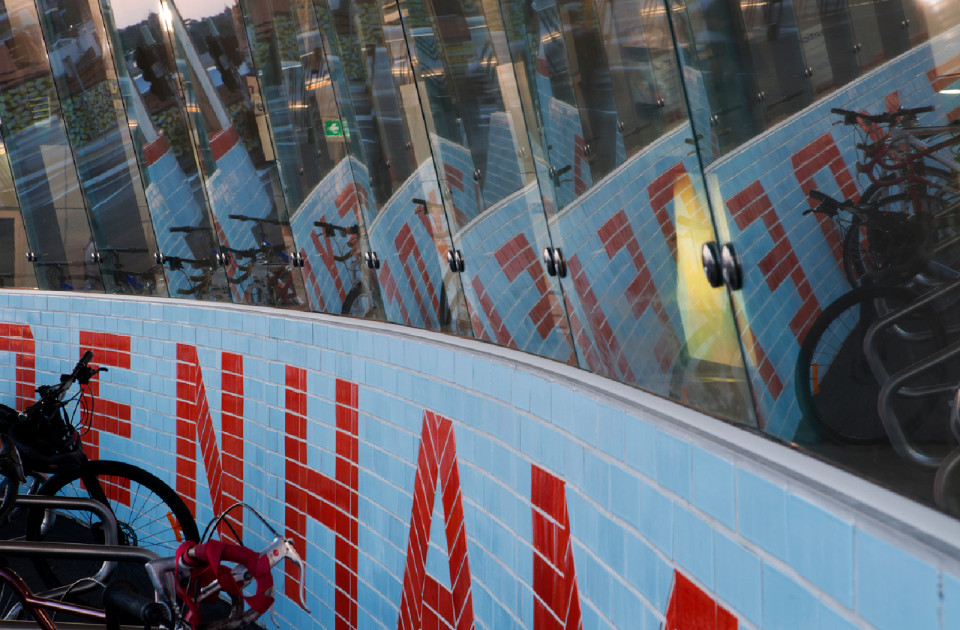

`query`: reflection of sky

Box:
[108,0,235,29]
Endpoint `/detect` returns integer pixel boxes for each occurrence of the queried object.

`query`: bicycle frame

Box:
[0,495,159,629]
[859,124,960,195]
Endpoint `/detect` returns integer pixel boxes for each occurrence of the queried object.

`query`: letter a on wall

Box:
[397,411,475,630]
[664,571,737,630]
[531,465,582,630]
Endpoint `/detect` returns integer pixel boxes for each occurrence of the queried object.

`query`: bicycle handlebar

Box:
[146,534,310,629]
[35,350,105,402]
[831,105,935,125]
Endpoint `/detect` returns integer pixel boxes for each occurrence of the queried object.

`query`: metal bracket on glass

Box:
[446,249,464,273]
[901,18,910,28]
[701,242,743,290]
[720,243,743,291]
[292,252,306,268]
[701,241,723,288]
[756,91,766,103]
[542,248,567,278]
[473,169,482,182]
[155,252,165,266]
[25,252,37,262]
[91,251,103,264]
[803,67,814,78]
[364,251,380,270]
[656,97,665,108]
[853,42,862,52]
[214,251,228,267]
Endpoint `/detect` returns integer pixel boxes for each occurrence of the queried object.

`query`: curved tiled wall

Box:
[3,290,960,630]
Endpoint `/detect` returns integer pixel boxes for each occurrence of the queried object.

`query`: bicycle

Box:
[0,486,308,629]
[829,105,960,279]
[805,188,936,287]
[0,351,199,595]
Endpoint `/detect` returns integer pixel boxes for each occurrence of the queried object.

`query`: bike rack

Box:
[0,495,160,606]
[864,278,960,467]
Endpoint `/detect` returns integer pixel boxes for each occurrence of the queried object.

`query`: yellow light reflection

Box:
[674,171,742,366]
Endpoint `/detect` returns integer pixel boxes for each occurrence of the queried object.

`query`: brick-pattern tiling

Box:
[3,292,960,630]
[289,159,365,314]
[664,572,737,630]
[143,139,214,298]
[531,465,582,630]
[367,161,453,331]
[205,129,285,302]
[0,322,34,409]
[77,331,132,460]
[397,411,474,630]
[709,30,960,437]
[175,344,237,523]
[455,189,576,363]
[284,368,359,628]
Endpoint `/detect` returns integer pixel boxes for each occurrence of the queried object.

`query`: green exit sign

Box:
[323,120,344,137]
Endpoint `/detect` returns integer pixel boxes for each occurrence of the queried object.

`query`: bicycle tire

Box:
[795,285,947,445]
[25,459,199,593]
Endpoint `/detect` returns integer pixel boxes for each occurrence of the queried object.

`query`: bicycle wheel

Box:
[795,285,947,444]
[25,459,199,593]
[856,188,960,278]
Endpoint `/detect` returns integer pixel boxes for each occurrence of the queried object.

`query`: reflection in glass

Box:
[321,0,472,334]
[0,0,102,291]
[38,0,168,296]
[153,0,306,307]
[239,0,384,319]
[0,137,36,288]
[847,0,908,71]
[101,0,229,300]
[793,0,859,96]
[737,0,812,126]
[901,0,960,41]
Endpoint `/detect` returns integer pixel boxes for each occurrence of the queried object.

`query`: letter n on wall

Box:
[175,344,244,539]
[531,465,582,630]
[397,411,475,630]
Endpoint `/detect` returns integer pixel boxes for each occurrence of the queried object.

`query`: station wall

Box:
[2,290,960,630]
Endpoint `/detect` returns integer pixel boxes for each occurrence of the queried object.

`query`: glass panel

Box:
[0,135,37,288]
[737,0,813,126]
[847,0,908,72]
[595,0,687,153]
[661,0,763,155]
[165,0,306,308]
[239,0,384,319]
[500,0,756,421]
[674,0,960,514]
[794,0,860,96]
[37,0,168,296]
[318,0,472,334]
[0,0,102,291]
[397,0,578,361]
[100,0,230,301]
[901,0,960,41]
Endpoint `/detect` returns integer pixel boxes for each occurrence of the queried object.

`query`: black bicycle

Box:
[0,351,199,594]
